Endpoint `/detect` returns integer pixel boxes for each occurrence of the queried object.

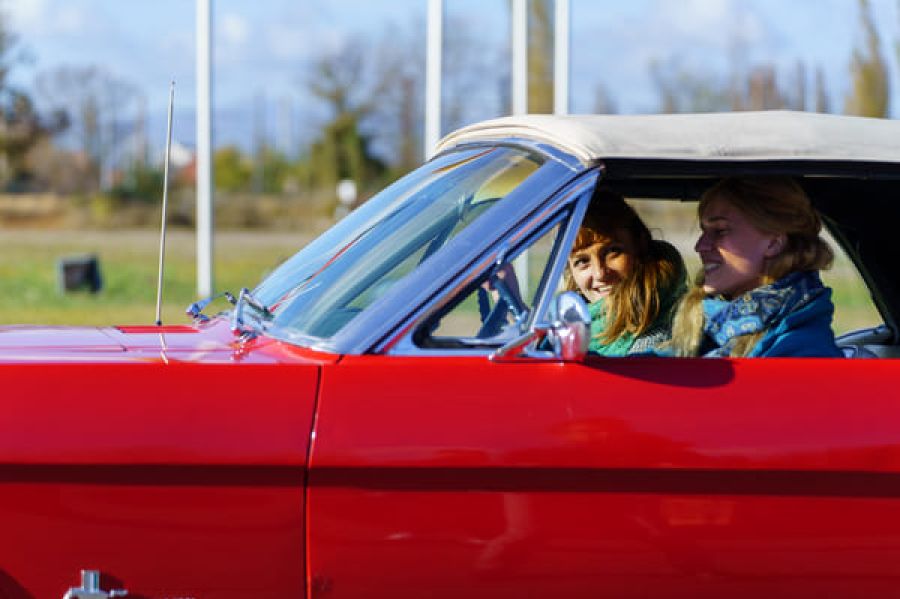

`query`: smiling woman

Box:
[667,177,842,358]
[563,189,687,356]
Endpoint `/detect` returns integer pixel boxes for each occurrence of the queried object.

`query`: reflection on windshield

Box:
[255,147,542,343]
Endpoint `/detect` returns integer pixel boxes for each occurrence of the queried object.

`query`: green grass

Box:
[0,229,312,326]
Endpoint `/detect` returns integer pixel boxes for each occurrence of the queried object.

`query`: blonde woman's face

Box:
[695,196,784,299]
[567,229,636,303]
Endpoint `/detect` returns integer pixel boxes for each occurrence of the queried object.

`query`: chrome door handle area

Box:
[63,570,127,599]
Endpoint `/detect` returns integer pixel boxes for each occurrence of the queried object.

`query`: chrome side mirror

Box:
[490,291,590,362]
[546,291,591,361]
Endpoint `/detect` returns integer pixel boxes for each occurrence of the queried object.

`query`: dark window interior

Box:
[598,159,900,348]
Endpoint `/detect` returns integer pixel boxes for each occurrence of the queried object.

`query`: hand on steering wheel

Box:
[476,263,528,338]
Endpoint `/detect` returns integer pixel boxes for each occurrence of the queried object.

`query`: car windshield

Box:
[253,146,543,343]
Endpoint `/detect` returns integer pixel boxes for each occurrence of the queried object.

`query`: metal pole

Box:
[424,0,443,160]
[511,0,527,115]
[553,0,570,115]
[511,0,529,298]
[196,0,214,297]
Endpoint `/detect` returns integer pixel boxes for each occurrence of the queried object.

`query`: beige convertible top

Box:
[436,111,900,165]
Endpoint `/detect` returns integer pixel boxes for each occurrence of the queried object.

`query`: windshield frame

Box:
[257,140,584,354]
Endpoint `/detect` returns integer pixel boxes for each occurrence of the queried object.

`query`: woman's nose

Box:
[591,259,609,281]
[695,231,710,253]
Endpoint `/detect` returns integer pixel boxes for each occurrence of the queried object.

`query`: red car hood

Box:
[0,319,336,364]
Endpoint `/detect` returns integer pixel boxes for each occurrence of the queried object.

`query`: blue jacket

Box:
[742,287,842,357]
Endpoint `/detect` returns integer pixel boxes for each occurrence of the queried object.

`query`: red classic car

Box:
[3,111,900,598]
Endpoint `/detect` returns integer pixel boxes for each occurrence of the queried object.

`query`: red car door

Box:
[307,353,900,598]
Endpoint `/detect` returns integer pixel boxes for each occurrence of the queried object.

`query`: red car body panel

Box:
[5,322,900,598]
[307,354,900,598]
[0,320,333,598]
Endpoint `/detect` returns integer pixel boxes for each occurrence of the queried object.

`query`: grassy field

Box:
[0,228,314,326]
[0,225,883,335]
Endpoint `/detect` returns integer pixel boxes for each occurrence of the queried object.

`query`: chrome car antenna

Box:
[155,81,175,326]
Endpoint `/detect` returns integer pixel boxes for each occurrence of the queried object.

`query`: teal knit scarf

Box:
[588,274,686,356]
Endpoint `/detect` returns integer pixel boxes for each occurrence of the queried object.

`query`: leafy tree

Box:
[256,147,293,194]
[527,0,553,113]
[0,13,62,188]
[108,163,164,203]
[844,0,889,117]
[303,39,391,195]
[213,146,253,192]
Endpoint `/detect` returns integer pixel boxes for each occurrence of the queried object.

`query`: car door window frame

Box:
[384,170,599,357]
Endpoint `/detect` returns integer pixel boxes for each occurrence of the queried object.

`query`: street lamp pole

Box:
[424,0,443,160]
[196,0,214,297]
[554,0,570,115]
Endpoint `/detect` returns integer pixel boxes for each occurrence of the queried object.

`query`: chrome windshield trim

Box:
[379,169,600,356]
[433,137,585,172]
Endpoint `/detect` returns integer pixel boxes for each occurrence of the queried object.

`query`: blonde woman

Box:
[564,190,686,356]
[668,177,842,358]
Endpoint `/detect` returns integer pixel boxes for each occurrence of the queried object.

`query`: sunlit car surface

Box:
[3,111,900,598]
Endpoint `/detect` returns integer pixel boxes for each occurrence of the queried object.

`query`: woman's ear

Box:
[764,233,787,258]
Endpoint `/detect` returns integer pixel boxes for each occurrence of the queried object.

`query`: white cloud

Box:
[220,12,250,45]
[266,22,308,59]
[646,0,770,54]
[5,0,49,29]
[53,6,89,34]
[7,0,91,36]
[266,23,346,60]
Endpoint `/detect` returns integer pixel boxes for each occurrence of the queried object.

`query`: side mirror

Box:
[546,291,591,361]
[490,291,591,362]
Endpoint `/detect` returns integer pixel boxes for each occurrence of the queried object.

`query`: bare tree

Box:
[442,17,505,131]
[303,16,504,184]
[814,67,830,113]
[35,65,141,191]
[844,0,889,117]
[304,39,387,193]
[788,61,807,111]
[592,83,617,114]
[744,65,787,110]
[650,58,732,113]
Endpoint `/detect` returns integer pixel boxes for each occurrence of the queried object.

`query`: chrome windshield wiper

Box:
[231,287,273,338]
[185,290,237,323]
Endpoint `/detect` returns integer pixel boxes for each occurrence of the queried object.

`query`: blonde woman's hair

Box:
[564,189,685,343]
[667,177,834,357]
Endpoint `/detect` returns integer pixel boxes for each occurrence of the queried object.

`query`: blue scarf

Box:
[702,271,826,357]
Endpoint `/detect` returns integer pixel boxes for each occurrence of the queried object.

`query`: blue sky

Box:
[5,0,900,155]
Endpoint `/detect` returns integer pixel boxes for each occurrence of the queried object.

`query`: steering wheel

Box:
[476,271,529,338]
[476,287,510,338]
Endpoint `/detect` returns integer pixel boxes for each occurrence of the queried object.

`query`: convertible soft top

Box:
[437,111,900,165]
